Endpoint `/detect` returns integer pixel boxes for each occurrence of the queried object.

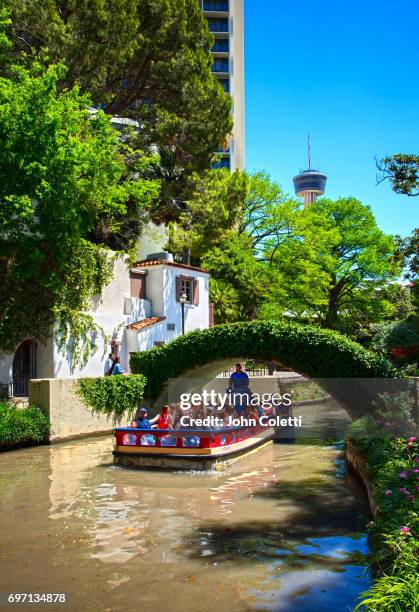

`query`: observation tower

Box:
[293,136,327,206]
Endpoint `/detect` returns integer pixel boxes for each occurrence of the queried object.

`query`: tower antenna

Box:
[307,133,311,170]
[293,136,327,207]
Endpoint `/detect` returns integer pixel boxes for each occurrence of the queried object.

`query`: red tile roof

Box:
[126,316,166,331]
[133,259,208,274]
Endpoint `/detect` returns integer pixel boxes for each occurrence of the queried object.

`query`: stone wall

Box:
[29,378,129,442]
[345,440,378,517]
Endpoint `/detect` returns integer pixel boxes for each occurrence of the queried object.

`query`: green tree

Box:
[237,171,298,259]
[209,278,240,324]
[202,232,267,321]
[167,169,247,263]
[269,197,399,330]
[0,62,159,358]
[377,154,419,197]
[6,0,232,180]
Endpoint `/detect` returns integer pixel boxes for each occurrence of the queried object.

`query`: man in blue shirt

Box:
[229,364,251,415]
[229,363,250,388]
[131,408,152,430]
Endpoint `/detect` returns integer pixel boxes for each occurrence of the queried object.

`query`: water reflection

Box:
[0,408,371,612]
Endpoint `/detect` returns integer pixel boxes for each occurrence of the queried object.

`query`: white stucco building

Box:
[0,248,211,397]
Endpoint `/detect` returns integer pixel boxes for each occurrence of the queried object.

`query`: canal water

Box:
[0,410,371,611]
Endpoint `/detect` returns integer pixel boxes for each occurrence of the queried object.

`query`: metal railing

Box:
[217,366,275,378]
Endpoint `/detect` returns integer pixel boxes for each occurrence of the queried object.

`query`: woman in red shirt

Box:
[150,405,171,430]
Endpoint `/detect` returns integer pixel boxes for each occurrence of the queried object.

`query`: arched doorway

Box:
[12,339,36,397]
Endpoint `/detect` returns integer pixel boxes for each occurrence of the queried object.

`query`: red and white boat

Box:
[113,424,274,471]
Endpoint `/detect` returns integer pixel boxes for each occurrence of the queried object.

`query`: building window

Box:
[212,39,229,52]
[219,78,230,93]
[181,277,193,303]
[212,58,229,73]
[207,18,229,32]
[203,0,229,11]
[213,156,231,170]
[130,271,147,299]
[176,275,199,305]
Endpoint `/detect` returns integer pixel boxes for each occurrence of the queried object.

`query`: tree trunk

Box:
[182,247,191,265]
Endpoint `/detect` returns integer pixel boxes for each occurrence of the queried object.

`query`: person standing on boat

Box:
[150,406,171,430]
[228,364,251,415]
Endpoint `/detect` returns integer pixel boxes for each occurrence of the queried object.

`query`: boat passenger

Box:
[132,408,152,430]
[150,405,171,430]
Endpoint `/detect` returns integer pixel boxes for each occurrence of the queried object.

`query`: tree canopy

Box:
[266,197,399,330]
[6,0,232,179]
[377,154,419,197]
[0,61,159,357]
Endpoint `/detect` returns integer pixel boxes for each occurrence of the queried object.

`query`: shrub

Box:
[0,402,50,447]
[287,381,328,402]
[130,321,398,401]
[347,427,419,611]
[75,375,147,421]
[370,320,419,360]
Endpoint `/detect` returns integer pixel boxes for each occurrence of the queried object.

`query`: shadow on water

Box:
[180,450,372,611]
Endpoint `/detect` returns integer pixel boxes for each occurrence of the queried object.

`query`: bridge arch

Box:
[130,321,398,419]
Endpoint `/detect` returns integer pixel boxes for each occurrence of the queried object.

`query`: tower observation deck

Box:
[293,136,327,206]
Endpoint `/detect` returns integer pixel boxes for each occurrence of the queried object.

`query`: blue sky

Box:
[244,0,418,236]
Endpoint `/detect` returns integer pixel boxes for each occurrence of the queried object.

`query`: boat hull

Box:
[113,428,274,471]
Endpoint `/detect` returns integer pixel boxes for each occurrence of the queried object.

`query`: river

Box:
[0,412,371,611]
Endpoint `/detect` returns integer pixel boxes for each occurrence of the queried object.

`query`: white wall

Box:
[162,266,209,335]
[2,256,211,387]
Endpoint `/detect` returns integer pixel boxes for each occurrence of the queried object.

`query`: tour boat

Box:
[113,424,274,471]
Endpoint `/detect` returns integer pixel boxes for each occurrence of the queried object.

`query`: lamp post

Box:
[179,293,187,335]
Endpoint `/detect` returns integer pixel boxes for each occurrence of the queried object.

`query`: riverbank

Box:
[346,424,418,610]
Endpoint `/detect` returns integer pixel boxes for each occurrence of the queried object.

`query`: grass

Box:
[0,401,50,447]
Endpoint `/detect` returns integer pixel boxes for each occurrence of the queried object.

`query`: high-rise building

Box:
[200,0,245,171]
[293,137,327,206]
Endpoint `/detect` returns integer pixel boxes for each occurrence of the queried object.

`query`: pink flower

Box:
[399,471,408,479]
[408,437,417,443]
[407,495,414,501]
[414,469,419,474]
[400,526,411,535]
[399,487,408,494]
[384,489,393,496]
